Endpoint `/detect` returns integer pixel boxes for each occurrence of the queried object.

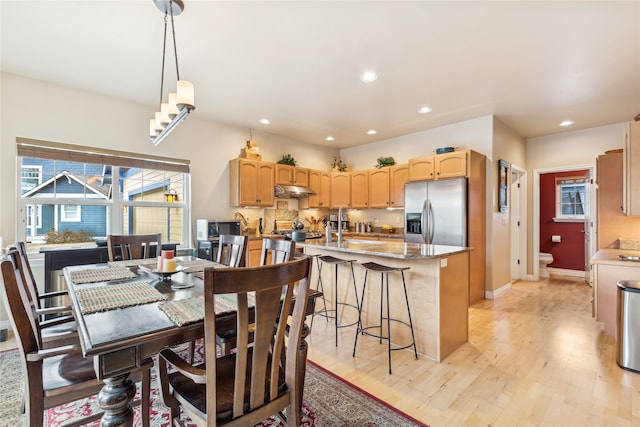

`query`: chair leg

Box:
[401,271,418,359]
[385,272,392,374]
[352,270,368,357]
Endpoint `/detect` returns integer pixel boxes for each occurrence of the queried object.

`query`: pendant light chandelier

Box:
[149,0,195,146]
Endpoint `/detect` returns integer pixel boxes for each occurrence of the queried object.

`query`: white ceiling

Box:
[2,1,639,148]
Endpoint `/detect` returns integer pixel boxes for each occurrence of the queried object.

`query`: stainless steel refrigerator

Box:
[404,178,467,245]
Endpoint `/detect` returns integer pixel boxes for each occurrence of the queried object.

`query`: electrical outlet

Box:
[374,217,378,225]
[440,258,448,268]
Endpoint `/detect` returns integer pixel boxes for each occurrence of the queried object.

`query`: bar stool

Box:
[308,253,328,332]
[313,255,360,346]
[352,262,418,374]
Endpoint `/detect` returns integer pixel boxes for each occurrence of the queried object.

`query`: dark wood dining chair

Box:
[0,250,153,427]
[215,238,295,355]
[216,234,248,267]
[8,241,78,348]
[157,256,312,427]
[107,233,162,261]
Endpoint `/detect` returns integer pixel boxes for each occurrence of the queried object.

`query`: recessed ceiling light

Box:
[417,106,432,114]
[559,120,574,127]
[325,136,335,141]
[360,71,378,83]
[259,118,270,125]
[367,129,377,135]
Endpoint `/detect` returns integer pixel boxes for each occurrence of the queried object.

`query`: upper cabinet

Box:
[623,120,640,216]
[331,172,351,208]
[351,170,369,208]
[229,158,275,207]
[408,151,467,181]
[368,164,409,208]
[299,169,331,209]
[275,164,309,187]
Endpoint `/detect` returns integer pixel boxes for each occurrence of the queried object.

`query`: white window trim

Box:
[555,177,587,221]
[21,165,42,191]
[61,205,81,222]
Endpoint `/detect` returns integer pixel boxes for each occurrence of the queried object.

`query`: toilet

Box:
[539,252,554,278]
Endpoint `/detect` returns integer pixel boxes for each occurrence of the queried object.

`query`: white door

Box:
[510,168,526,281]
[583,171,596,284]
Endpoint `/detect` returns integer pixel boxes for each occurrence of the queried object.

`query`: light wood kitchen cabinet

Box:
[331,172,351,208]
[229,158,275,207]
[596,152,640,249]
[351,170,369,208]
[368,164,408,208]
[623,120,640,216]
[408,151,467,181]
[275,164,309,187]
[389,164,408,207]
[299,169,331,209]
[246,238,263,267]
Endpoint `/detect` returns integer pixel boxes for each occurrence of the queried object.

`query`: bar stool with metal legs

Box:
[308,253,329,332]
[312,255,360,346]
[352,262,418,374]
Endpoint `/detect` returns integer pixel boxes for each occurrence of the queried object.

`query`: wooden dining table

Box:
[63,256,319,427]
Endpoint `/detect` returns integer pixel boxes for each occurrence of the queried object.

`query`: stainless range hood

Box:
[274,184,317,199]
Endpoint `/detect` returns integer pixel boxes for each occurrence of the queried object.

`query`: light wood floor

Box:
[306,275,640,426]
[2,275,638,426]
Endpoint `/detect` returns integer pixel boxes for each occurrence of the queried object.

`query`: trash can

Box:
[616,280,640,373]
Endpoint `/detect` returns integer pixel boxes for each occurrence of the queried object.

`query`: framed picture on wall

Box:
[498,159,510,212]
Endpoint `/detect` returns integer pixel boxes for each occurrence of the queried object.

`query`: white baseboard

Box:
[486,281,512,299]
[548,267,585,278]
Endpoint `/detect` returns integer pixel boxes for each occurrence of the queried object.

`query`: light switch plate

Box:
[440,258,448,268]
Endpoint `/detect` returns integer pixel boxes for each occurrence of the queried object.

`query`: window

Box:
[555,176,587,221]
[21,165,42,190]
[17,138,191,250]
[61,205,81,222]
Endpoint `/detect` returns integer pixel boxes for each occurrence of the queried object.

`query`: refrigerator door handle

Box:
[428,200,435,244]
[421,200,428,243]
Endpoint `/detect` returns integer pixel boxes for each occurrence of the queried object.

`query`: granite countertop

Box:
[298,239,471,259]
[591,248,640,266]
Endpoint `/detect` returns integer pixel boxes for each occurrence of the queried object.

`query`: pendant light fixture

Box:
[149,0,195,146]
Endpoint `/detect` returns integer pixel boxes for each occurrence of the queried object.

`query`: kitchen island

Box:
[298,239,471,362]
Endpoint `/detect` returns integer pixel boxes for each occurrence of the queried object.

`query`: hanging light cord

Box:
[159,1,181,105]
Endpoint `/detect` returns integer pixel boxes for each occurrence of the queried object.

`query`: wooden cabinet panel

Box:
[246,239,262,267]
[331,172,351,208]
[623,120,640,216]
[351,170,369,208]
[275,164,309,186]
[230,158,275,207]
[409,152,467,182]
[389,165,408,207]
[436,151,467,179]
[368,168,390,208]
[300,169,330,209]
[408,156,435,181]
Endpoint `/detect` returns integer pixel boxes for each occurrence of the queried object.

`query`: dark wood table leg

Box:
[96,373,136,427]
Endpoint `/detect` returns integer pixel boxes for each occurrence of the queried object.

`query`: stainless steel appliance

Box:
[196,219,241,260]
[404,178,467,246]
[272,229,323,241]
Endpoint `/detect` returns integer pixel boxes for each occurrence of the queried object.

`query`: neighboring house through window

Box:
[17,138,191,250]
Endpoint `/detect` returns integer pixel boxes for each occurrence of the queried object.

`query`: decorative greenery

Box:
[331,156,347,172]
[375,156,396,168]
[46,228,93,244]
[277,154,297,166]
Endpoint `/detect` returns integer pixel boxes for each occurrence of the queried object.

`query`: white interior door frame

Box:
[510,165,527,281]
[533,163,595,281]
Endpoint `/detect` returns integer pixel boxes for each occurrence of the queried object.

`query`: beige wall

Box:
[491,118,526,290]
[0,72,337,247]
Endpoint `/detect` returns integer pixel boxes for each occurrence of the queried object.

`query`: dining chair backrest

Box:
[259,238,296,266]
[157,256,312,426]
[107,233,162,261]
[0,250,41,354]
[216,234,248,267]
[7,241,42,309]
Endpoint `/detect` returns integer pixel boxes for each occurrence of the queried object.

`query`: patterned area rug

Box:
[0,347,427,427]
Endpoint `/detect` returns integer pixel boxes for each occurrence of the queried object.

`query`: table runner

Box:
[75,281,168,314]
[70,267,137,284]
[177,259,220,273]
[158,293,256,326]
[108,259,158,269]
